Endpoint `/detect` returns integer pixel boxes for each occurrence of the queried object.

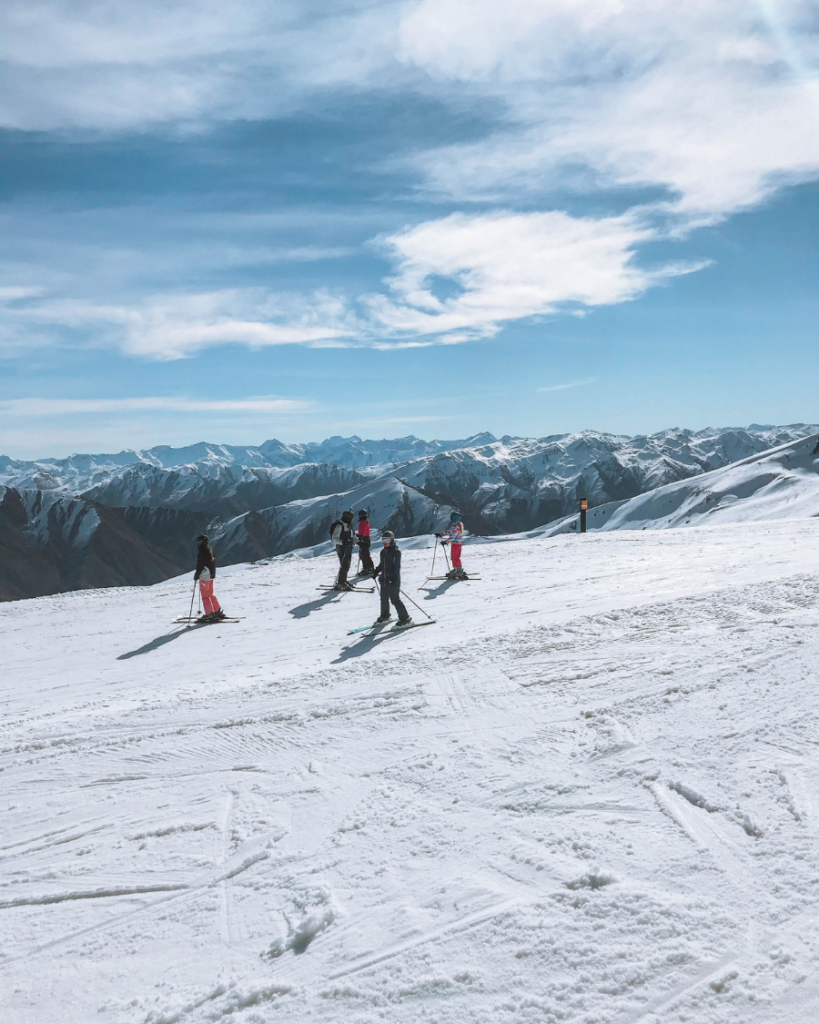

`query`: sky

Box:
[1,0,818,459]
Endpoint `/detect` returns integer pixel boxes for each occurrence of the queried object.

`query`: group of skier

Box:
[326,508,467,629]
[191,510,468,630]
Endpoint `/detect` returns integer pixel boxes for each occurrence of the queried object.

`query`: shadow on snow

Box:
[117,625,203,659]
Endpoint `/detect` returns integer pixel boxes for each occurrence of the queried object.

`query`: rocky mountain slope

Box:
[0,488,208,602]
[2,425,817,601]
[532,432,819,539]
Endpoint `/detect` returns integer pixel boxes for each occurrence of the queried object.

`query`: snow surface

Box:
[2,519,819,1023]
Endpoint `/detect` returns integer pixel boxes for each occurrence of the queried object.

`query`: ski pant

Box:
[358,537,375,573]
[199,579,221,615]
[336,542,353,585]
[450,542,463,568]
[380,577,409,623]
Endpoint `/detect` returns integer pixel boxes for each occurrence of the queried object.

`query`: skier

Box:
[372,530,412,627]
[194,535,226,622]
[437,510,467,579]
[329,509,355,589]
[356,509,375,574]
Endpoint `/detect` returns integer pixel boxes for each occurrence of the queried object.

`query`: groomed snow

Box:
[2,519,819,1024]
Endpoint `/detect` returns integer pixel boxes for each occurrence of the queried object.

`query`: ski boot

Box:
[392,618,414,630]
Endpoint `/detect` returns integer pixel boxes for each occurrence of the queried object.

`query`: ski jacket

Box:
[374,543,401,584]
[330,520,353,547]
[444,520,464,545]
[357,520,370,540]
[195,546,216,580]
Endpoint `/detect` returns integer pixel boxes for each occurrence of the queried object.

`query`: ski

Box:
[348,619,435,637]
[172,616,243,624]
[316,585,375,593]
[347,621,392,635]
[424,576,480,582]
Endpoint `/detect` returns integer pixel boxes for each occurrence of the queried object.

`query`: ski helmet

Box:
[341,509,354,522]
[381,530,395,543]
[449,510,461,521]
[357,508,368,519]
[196,534,208,544]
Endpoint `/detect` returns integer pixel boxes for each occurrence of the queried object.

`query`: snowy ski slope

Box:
[2,519,819,1024]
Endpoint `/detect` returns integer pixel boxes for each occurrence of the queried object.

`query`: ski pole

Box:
[442,543,451,572]
[400,588,434,621]
[187,579,197,621]
[430,537,438,577]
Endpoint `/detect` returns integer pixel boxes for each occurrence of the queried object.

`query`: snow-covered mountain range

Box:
[2,424,817,600]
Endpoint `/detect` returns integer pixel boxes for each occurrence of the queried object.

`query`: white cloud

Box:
[0,1,398,130]
[366,209,700,339]
[0,396,311,416]
[399,0,819,221]
[538,378,597,393]
[0,207,709,357]
[0,287,357,360]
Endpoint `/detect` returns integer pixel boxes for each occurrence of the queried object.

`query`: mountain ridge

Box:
[2,424,817,601]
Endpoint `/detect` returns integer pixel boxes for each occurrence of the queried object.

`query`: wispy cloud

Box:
[1,212,705,359]
[400,0,819,222]
[537,378,597,394]
[0,396,312,416]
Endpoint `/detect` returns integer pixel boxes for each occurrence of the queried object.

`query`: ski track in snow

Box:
[1,518,819,1023]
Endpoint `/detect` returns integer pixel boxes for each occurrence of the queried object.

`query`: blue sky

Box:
[1,0,818,458]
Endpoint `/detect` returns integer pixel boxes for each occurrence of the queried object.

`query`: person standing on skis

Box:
[437,510,467,579]
[356,508,375,574]
[330,509,355,589]
[373,530,412,627]
[194,535,226,622]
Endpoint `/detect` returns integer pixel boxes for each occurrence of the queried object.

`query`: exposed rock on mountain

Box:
[212,477,448,565]
[531,432,819,538]
[0,488,201,602]
[81,462,369,517]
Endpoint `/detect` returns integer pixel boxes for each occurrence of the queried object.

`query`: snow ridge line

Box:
[326,897,521,981]
[0,883,189,909]
[0,852,269,910]
[0,851,270,962]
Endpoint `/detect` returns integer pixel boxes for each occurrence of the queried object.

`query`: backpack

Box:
[329,519,344,544]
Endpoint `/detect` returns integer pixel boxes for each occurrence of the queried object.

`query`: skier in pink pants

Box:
[194,535,226,622]
[438,511,467,579]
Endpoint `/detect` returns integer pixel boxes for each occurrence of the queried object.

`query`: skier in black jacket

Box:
[194,535,226,622]
[329,509,355,589]
[372,530,411,626]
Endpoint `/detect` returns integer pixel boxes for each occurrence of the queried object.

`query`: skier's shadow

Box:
[117,626,200,660]
[332,631,403,663]
[289,592,342,619]
[420,580,459,601]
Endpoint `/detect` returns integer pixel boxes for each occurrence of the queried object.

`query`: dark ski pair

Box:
[426,574,480,582]
[317,582,375,593]
[172,614,243,625]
